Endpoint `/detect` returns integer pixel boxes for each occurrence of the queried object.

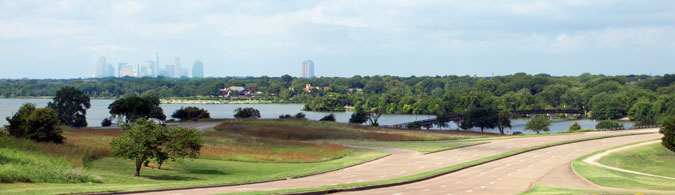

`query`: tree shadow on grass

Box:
[144,175,199,181]
[184,168,227,175]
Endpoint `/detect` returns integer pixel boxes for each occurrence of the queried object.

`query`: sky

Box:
[0,0,674,79]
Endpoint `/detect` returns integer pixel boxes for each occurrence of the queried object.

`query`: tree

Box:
[465,107,499,132]
[569,122,581,131]
[595,120,623,129]
[349,108,368,124]
[101,118,112,127]
[524,115,551,134]
[294,112,306,119]
[234,107,261,119]
[171,107,210,121]
[628,98,657,126]
[320,114,336,122]
[110,119,203,176]
[497,110,512,135]
[660,116,675,152]
[108,95,166,122]
[4,103,64,143]
[48,86,91,128]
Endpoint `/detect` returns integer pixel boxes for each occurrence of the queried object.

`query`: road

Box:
[339,133,664,195]
[125,129,659,195]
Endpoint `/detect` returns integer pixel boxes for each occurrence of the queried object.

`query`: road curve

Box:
[124,129,658,195]
[338,133,664,195]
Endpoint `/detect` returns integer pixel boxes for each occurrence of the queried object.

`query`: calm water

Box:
[0,99,633,134]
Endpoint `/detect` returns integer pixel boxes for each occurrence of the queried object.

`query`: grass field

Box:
[573,142,675,191]
[334,140,487,153]
[597,142,675,178]
[1,119,485,194]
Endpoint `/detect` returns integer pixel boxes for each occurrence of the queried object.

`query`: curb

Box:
[283,133,656,195]
[80,152,392,195]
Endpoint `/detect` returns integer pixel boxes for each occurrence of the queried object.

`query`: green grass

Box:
[521,184,646,195]
[0,149,387,195]
[573,142,675,191]
[334,140,487,153]
[229,133,653,195]
[597,142,675,177]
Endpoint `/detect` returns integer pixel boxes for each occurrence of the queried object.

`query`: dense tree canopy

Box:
[108,95,166,122]
[4,103,64,143]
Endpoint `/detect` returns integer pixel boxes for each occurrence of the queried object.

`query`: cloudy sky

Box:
[0,0,673,79]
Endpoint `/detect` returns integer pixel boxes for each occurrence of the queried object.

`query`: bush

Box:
[660,116,675,152]
[595,120,623,129]
[279,114,292,119]
[234,107,261,119]
[524,115,551,134]
[319,114,336,122]
[172,107,211,121]
[294,112,306,119]
[569,122,581,131]
[4,103,64,143]
[101,118,112,127]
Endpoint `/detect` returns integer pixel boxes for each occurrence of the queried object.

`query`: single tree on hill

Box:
[497,110,512,135]
[48,86,91,128]
[108,95,166,122]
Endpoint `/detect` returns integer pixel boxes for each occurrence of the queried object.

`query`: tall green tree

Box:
[497,110,512,135]
[48,86,91,128]
[660,116,675,152]
[628,98,657,126]
[524,115,551,134]
[464,107,499,132]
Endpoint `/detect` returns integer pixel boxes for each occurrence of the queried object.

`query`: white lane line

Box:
[466,190,473,193]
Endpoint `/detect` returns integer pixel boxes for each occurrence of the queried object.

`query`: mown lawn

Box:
[597,142,675,178]
[520,185,646,195]
[572,143,675,191]
[334,140,487,153]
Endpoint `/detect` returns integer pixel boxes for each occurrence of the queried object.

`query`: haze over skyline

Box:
[0,0,674,79]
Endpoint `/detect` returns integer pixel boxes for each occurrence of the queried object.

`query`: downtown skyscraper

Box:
[192,60,204,78]
[301,60,314,78]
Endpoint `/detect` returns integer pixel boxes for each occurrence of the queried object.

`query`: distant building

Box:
[159,64,174,78]
[94,56,106,78]
[301,60,314,78]
[138,61,153,77]
[180,68,189,78]
[119,63,137,77]
[192,60,204,78]
[220,86,249,97]
[152,53,159,77]
[103,63,115,77]
[174,57,181,78]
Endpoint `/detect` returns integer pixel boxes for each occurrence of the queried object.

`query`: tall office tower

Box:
[138,61,153,77]
[95,56,106,78]
[174,57,181,78]
[152,53,159,77]
[192,60,204,78]
[161,64,175,78]
[301,60,314,78]
[105,63,115,77]
[118,62,126,77]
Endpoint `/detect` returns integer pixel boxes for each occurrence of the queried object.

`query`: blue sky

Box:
[0,0,673,79]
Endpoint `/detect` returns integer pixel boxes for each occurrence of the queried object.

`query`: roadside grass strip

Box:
[230,132,655,195]
[573,140,675,191]
[521,184,646,195]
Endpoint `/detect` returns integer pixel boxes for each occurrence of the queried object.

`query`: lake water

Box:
[0,99,633,134]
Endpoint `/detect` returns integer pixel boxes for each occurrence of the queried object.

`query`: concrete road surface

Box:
[125,129,659,195]
[338,133,664,195]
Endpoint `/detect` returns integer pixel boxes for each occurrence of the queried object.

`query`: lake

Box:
[0,99,633,134]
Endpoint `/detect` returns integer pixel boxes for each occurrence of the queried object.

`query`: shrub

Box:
[660,116,675,152]
[569,122,581,131]
[5,103,64,143]
[524,115,551,134]
[172,107,211,121]
[279,114,292,119]
[294,112,306,119]
[234,107,261,119]
[319,114,336,122]
[349,109,368,124]
[101,118,112,127]
[595,120,623,129]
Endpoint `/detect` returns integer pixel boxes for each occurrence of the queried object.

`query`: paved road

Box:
[339,133,664,195]
[127,129,659,195]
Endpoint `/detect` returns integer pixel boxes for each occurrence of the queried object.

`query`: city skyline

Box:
[94,54,204,78]
[1,1,674,79]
